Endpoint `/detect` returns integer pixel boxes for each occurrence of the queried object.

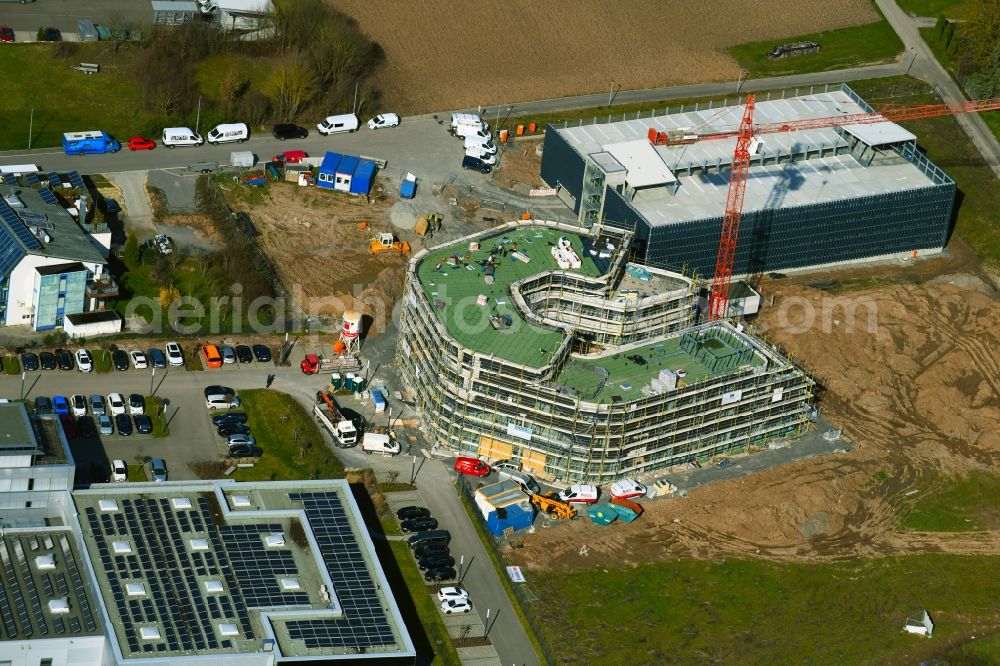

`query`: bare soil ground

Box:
[493,139,545,192]
[514,241,1000,571]
[327,0,878,112]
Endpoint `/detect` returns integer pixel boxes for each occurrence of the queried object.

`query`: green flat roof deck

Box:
[560,328,765,403]
[416,227,603,368]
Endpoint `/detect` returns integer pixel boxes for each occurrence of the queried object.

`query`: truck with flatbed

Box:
[313,392,358,447]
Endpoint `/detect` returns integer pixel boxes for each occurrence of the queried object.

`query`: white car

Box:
[609,479,647,500]
[111,459,128,483]
[367,113,399,130]
[107,393,127,416]
[441,598,472,615]
[71,394,87,417]
[130,350,148,369]
[128,394,145,416]
[558,484,599,504]
[75,349,93,372]
[437,587,469,603]
[165,342,184,367]
[464,149,497,166]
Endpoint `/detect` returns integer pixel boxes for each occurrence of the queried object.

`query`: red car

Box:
[127,136,156,151]
[454,456,490,477]
[0,26,14,43]
[273,149,307,164]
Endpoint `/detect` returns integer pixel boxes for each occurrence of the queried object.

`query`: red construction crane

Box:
[698,95,1000,320]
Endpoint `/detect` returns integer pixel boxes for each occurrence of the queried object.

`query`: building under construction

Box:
[396,220,814,484]
[540,83,956,279]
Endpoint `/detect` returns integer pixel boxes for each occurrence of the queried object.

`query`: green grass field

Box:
[897,0,978,18]
[2,356,20,375]
[728,20,903,78]
[903,472,1000,531]
[528,554,1000,665]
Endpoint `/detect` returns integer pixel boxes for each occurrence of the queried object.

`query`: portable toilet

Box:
[334,155,359,192]
[317,152,342,190]
[349,159,377,195]
[474,480,534,537]
[330,373,342,390]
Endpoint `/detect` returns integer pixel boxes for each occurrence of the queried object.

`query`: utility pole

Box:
[608,81,615,107]
[28,107,33,151]
[352,82,359,115]
[195,96,202,134]
[150,368,155,396]
[20,371,25,400]
[905,49,917,76]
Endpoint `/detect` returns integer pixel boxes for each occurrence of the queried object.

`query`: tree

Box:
[934,15,947,40]
[270,63,314,119]
[271,0,329,52]
[123,233,141,269]
[219,68,248,114]
[962,0,1000,71]
[159,285,180,309]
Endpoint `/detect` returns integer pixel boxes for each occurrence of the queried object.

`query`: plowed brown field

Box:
[328,0,878,112]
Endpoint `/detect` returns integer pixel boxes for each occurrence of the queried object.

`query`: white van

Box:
[464,136,497,155]
[317,113,359,135]
[496,468,540,494]
[361,432,400,456]
[451,113,488,131]
[162,127,204,148]
[207,122,249,145]
[464,147,496,165]
[454,124,492,142]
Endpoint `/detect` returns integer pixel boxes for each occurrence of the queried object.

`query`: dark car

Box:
[272,123,309,140]
[462,155,492,174]
[115,413,133,436]
[56,348,74,370]
[39,351,57,370]
[418,555,455,571]
[34,396,53,415]
[204,385,236,399]
[147,348,167,368]
[401,517,439,534]
[212,412,248,426]
[717,458,732,469]
[227,443,263,458]
[134,414,153,434]
[112,349,130,371]
[42,27,62,42]
[235,345,253,363]
[78,415,97,438]
[252,344,272,363]
[20,352,39,371]
[396,506,431,521]
[217,423,251,437]
[99,198,121,216]
[423,567,456,583]
[414,543,450,560]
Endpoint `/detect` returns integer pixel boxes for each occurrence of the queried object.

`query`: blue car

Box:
[53,395,70,415]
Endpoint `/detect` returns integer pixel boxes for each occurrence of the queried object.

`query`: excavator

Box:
[530,493,575,521]
[369,232,411,256]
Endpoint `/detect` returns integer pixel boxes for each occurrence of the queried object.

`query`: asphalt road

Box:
[0,0,150,33]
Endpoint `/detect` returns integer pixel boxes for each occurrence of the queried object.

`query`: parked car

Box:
[165,342,184,366]
[71,394,87,417]
[221,346,236,364]
[56,348,74,370]
[423,567,456,583]
[609,479,647,500]
[717,458,732,469]
[134,414,153,434]
[493,460,521,473]
[272,123,309,140]
[227,443,263,458]
[454,456,490,477]
[52,395,70,415]
[130,350,149,369]
[367,113,400,130]
[78,415,97,438]
[396,506,431,521]
[441,598,472,615]
[34,396,53,415]
[112,349,130,371]
[75,349,93,372]
[415,544,451,560]
[41,27,61,42]
[559,484,600,504]
[401,517,439,533]
[212,412,248,426]
[111,459,128,482]
[252,344,272,363]
[0,26,14,43]
[461,155,492,174]
[127,136,156,151]
[115,413,133,436]
[107,393,126,416]
[148,458,168,482]
[89,394,106,416]
[217,423,250,437]
[97,414,114,435]
[205,386,240,410]
[99,198,120,215]
[147,348,166,368]
[418,554,455,571]
[128,394,145,415]
[20,352,39,371]
[39,351,57,370]
[437,587,468,602]
[235,345,253,363]
[227,433,256,448]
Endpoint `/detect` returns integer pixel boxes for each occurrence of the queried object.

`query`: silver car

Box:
[148,458,167,482]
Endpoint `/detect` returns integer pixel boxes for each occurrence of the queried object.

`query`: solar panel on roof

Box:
[37,188,59,206]
[1,174,15,185]
[46,172,62,188]
[24,172,39,185]
[67,171,85,189]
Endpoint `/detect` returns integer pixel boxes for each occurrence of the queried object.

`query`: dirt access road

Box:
[514,243,1000,571]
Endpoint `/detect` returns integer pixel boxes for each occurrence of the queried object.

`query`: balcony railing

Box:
[86,277,119,298]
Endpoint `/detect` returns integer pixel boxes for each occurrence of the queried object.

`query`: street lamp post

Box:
[905,49,918,76]
[608,81,614,107]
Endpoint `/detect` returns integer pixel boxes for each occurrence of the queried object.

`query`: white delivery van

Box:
[464,136,497,155]
[454,124,492,142]
[367,113,400,130]
[361,432,400,456]
[162,127,204,148]
[496,468,541,494]
[207,122,249,145]
[451,113,488,131]
[316,113,359,135]
[464,147,497,165]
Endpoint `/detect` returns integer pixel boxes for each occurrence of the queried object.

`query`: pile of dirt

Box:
[513,259,1000,572]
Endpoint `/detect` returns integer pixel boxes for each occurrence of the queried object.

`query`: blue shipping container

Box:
[317,152,343,189]
[335,155,359,192]
[349,159,376,195]
[62,131,121,156]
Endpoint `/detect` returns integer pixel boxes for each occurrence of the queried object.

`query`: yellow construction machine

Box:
[530,493,575,520]
[370,232,411,256]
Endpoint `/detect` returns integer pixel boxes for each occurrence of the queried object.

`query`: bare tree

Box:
[270,63,314,119]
